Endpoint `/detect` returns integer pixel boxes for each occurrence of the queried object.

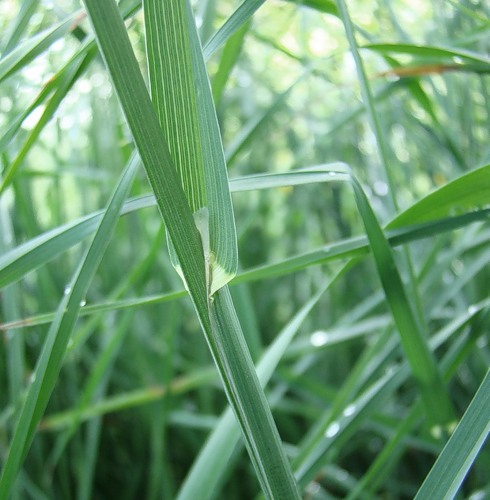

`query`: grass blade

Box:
[388,163,490,228]
[177,277,337,500]
[3,163,486,291]
[415,369,490,500]
[144,0,237,294]
[0,42,96,194]
[2,0,39,54]
[225,75,307,165]
[287,0,338,16]
[39,367,218,432]
[293,297,489,485]
[349,175,455,427]
[212,20,250,106]
[365,43,490,65]
[0,11,83,83]
[2,208,488,332]
[203,0,265,60]
[208,286,301,499]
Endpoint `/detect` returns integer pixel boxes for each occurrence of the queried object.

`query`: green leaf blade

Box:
[415,370,490,500]
[144,0,237,294]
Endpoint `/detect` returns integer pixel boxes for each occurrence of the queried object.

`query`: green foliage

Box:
[1,0,489,498]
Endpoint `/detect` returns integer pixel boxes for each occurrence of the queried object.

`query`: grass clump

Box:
[1,0,489,498]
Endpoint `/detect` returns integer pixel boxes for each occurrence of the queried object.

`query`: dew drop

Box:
[29,372,36,384]
[325,421,340,438]
[442,271,453,284]
[80,300,86,307]
[477,337,487,349]
[430,425,443,439]
[306,482,321,495]
[310,330,329,347]
[64,286,72,295]
[385,365,396,376]
[447,420,457,435]
[373,180,389,196]
[468,305,478,315]
[451,259,463,275]
[328,171,336,177]
[336,470,349,482]
[343,404,356,417]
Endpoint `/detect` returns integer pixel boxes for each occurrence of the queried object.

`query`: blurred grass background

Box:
[1,0,489,498]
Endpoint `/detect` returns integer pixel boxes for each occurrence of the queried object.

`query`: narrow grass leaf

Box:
[239,163,455,425]
[364,43,490,65]
[226,74,307,165]
[0,290,186,331]
[415,369,490,500]
[336,0,456,427]
[208,287,301,498]
[335,0,397,211]
[212,20,250,105]
[0,11,83,83]
[0,42,97,153]
[3,163,486,290]
[388,163,490,229]
[203,0,265,60]
[0,42,96,193]
[2,164,489,328]
[0,194,150,290]
[287,0,339,16]
[144,0,237,294]
[39,367,218,432]
[349,176,455,427]
[296,366,407,485]
[2,0,39,54]
[347,323,485,500]
[292,323,398,478]
[177,279,334,500]
[1,191,488,295]
[48,311,134,490]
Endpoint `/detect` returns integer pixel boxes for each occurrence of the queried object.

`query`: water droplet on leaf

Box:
[343,404,356,417]
[325,421,340,438]
[310,331,329,347]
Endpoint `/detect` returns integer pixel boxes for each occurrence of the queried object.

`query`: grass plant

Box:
[1,0,489,498]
